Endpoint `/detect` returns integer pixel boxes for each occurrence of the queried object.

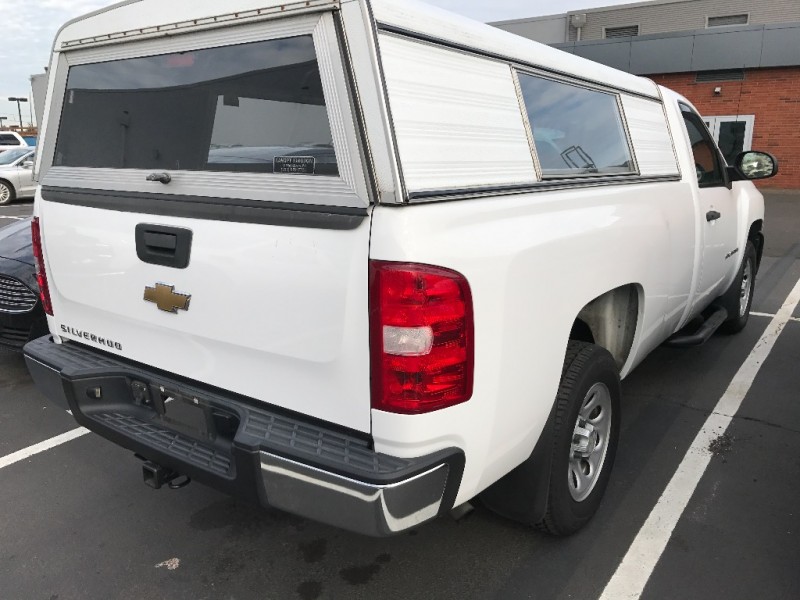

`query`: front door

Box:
[682,105,740,311]
[16,153,36,197]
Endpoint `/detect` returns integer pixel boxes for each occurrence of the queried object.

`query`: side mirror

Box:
[22,160,34,169]
[733,151,778,181]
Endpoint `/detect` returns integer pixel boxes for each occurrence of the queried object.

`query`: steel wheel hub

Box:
[568,382,612,502]
[0,185,9,203]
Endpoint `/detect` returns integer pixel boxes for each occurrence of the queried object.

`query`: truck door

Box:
[679,104,740,310]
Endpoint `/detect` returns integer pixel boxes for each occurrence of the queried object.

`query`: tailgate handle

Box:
[144,232,177,251]
[135,224,192,269]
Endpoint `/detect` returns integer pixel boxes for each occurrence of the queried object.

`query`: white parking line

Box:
[0,427,90,470]
[0,216,25,221]
[751,311,800,323]
[600,275,800,600]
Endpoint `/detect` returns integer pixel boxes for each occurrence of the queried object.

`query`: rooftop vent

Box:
[696,69,745,83]
[604,25,639,38]
[707,14,749,27]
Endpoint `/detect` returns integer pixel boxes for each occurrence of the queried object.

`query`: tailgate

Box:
[36,10,375,432]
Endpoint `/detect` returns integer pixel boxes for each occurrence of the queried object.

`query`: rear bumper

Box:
[24,336,463,536]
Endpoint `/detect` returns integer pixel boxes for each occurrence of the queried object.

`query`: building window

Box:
[707,14,749,27]
[604,25,640,38]
[516,73,635,177]
[696,69,745,83]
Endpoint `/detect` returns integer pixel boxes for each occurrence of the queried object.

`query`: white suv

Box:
[0,131,30,153]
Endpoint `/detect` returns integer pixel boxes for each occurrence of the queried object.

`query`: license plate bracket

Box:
[153,386,213,440]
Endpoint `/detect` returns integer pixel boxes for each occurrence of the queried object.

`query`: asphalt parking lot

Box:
[1,193,799,600]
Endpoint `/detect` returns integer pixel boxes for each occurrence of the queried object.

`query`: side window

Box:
[680,106,724,187]
[517,73,636,177]
[0,135,20,145]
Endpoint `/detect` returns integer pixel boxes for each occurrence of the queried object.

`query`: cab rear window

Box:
[54,35,338,176]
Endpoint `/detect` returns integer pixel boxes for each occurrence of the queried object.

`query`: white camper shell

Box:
[25,0,775,536]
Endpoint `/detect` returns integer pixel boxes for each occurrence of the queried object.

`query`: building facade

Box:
[493,0,800,189]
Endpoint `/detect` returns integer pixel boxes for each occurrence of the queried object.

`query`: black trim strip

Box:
[333,12,379,206]
[40,186,369,230]
[369,5,410,203]
[376,22,662,103]
[406,175,683,203]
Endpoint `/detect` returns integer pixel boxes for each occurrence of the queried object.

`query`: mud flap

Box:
[478,400,557,525]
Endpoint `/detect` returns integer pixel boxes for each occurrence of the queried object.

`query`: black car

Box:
[0,218,48,351]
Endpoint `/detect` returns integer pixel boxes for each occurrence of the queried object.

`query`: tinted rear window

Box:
[518,73,635,177]
[55,36,338,176]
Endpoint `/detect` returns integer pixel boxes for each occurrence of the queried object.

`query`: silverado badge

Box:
[144,283,191,314]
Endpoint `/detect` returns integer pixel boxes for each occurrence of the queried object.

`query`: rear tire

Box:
[535,341,621,535]
[720,241,757,335]
[0,181,15,206]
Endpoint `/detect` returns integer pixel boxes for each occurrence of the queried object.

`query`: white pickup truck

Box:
[25,0,777,536]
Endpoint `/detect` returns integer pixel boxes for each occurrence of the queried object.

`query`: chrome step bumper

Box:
[24,336,464,536]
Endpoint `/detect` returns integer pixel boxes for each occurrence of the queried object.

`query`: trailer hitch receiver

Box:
[142,461,191,490]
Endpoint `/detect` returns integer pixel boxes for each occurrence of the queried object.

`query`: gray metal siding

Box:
[566,0,800,41]
[762,24,800,66]
[554,23,800,75]
[629,36,694,74]
[498,16,568,45]
[691,28,764,70]
[572,41,631,71]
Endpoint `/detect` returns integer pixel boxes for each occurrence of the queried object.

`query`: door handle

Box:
[135,224,192,269]
[706,211,721,222]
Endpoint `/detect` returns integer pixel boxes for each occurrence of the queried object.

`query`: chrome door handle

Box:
[706,211,721,222]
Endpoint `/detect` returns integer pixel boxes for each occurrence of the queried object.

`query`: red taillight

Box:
[370,260,474,414]
[30,217,53,316]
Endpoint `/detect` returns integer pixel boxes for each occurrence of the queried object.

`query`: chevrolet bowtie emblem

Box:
[143,283,191,314]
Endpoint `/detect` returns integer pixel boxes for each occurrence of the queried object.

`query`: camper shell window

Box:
[54,35,338,176]
[517,73,636,178]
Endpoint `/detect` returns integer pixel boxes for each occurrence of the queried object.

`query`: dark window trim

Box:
[40,186,368,230]
[679,103,730,190]
[333,12,379,206]
[406,174,681,204]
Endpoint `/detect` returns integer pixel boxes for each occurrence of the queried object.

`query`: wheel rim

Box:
[568,382,612,502]
[0,185,9,203]
[739,258,753,318]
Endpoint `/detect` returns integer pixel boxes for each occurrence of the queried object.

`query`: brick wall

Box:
[651,67,800,189]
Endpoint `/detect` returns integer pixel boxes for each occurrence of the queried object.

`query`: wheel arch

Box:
[748,219,764,272]
[570,283,642,372]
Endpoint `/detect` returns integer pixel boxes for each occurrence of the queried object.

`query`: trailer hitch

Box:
[142,460,191,490]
